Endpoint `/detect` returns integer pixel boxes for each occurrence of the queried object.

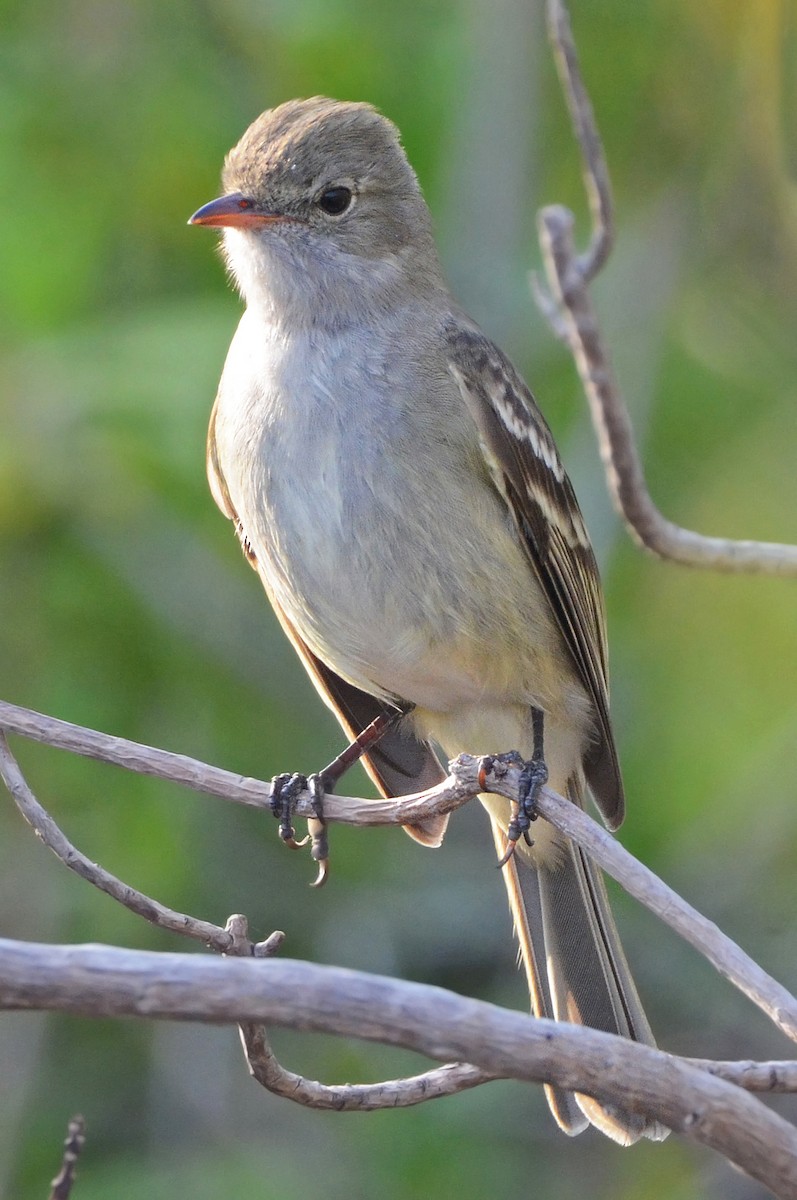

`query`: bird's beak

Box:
[188,193,285,229]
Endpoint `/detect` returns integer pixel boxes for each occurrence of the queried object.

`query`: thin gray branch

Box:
[0,699,472,825]
[0,731,236,953]
[222,913,499,1109]
[4,707,797,1176]
[3,700,796,1047]
[3,938,797,1198]
[242,1042,797,1106]
[0,699,272,810]
[476,753,797,1045]
[0,742,491,1111]
[535,0,797,575]
[240,1023,494,1110]
[545,0,613,280]
[48,1114,85,1200]
[687,1059,797,1095]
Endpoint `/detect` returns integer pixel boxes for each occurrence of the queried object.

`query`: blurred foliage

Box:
[1,0,796,1197]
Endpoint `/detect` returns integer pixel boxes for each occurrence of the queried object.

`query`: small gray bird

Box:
[190,97,666,1144]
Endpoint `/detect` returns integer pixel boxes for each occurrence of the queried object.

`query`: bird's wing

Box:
[206,399,449,846]
[445,320,624,828]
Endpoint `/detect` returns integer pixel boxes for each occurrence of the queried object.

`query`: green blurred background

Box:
[2,0,796,1196]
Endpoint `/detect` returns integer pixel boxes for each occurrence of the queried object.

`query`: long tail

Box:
[491,782,668,1144]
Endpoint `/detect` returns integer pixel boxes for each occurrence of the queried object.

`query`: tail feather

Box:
[491,780,668,1144]
[492,822,588,1136]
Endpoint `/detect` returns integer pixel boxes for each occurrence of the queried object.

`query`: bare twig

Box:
[545,0,613,281]
[4,938,797,1197]
[686,1059,797,1095]
[3,701,796,1046]
[220,912,500,1108]
[0,732,236,953]
[535,0,797,575]
[48,1115,85,1200]
[0,740,492,1113]
[240,1023,495,1110]
[0,699,473,825]
[0,700,273,811]
[477,753,797,1045]
[18,728,783,1120]
[0,700,472,820]
[4,711,797,1181]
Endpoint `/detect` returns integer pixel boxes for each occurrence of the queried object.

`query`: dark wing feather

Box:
[445,320,624,829]
[207,399,448,846]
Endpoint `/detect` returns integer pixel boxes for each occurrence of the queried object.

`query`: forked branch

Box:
[536,0,797,575]
[3,937,797,1197]
[2,4,797,1193]
[1,706,796,1046]
[4,707,797,1193]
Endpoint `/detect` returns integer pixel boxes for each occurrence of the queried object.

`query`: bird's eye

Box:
[317,186,353,216]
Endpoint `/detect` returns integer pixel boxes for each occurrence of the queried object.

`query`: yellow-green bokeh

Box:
[2,2,796,1197]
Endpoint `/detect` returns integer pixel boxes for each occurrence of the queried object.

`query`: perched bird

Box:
[190,96,665,1143]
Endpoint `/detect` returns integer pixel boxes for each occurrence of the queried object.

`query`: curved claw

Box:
[306,776,329,886]
[496,837,518,868]
[281,832,311,850]
[310,857,330,888]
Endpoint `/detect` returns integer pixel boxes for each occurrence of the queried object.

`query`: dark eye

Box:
[317,186,353,216]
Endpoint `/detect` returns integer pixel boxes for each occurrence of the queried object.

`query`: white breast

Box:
[212,310,436,699]
[210,308,577,724]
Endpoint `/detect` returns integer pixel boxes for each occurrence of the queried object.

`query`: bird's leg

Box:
[318,709,400,790]
[496,707,548,867]
[269,709,402,885]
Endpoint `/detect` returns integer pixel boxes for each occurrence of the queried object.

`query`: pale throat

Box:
[223,225,441,333]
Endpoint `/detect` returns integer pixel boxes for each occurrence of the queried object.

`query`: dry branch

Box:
[536,0,797,575]
[3,938,797,1197]
[239,1022,495,1110]
[2,703,797,1048]
[0,699,472,825]
[48,1115,85,1200]
[483,755,797,1045]
[221,912,500,1110]
[0,731,235,952]
[686,1060,797,1095]
[1,7,796,1192]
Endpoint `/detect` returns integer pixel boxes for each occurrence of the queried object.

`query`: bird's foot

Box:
[269,771,329,887]
[481,749,548,868]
